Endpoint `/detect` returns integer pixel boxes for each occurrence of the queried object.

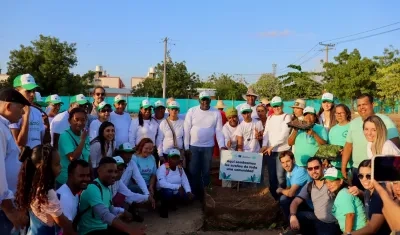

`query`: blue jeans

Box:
[296,211,341,235]
[160,188,188,201]
[263,152,286,200]
[188,145,214,196]
[279,195,294,220]
[0,210,13,235]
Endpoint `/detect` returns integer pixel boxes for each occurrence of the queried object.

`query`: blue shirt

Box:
[294,124,328,166]
[132,155,157,185]
[286,165,311,195]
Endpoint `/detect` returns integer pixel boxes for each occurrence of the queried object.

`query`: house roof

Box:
[104,88,131,94]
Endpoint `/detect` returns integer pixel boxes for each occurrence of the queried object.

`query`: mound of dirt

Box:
[203,186,282,231]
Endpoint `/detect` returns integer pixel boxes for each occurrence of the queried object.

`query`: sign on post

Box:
[219,150,263,183]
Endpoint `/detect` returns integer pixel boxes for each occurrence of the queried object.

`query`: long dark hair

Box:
[15,144,56,210]
[318,102,336,130]
[90,121,115,157]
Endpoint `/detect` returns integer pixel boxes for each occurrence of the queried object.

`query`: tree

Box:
[373,45,400,68]
[278,65,322,100]
[132,60,201,98]
[373,62,400,113]
[249,73,281,99]
[6,35,93,95]
[200,73,248,100]
[322,49,377,106]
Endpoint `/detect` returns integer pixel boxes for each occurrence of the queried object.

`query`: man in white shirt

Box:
[0,88,30,234]
[9,74,45,149]
[110,95,131,146]
[50,94,89,148]
[184,91,225,200]
[236,87,259,122]
[57,159,91,221]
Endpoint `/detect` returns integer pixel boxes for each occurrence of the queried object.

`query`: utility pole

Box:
[319,42,335,63]
[163,37,168,99]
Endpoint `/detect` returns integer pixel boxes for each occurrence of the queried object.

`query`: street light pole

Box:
[163,37,168,99]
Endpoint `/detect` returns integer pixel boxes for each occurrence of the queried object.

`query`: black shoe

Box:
[159,200,169,218]
[128,203,144,223]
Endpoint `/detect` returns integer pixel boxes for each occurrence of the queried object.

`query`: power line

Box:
[320,21,400,43]
[334,27,400,45]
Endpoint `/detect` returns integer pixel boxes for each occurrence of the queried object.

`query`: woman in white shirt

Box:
[15,144,75,235]
[156,101,184,164]
[89,101,112,141]
[363,115,400,159]
[129,99,160,164]
[90,121,116,178]
[157,149,194,218]
[317,92,336,132]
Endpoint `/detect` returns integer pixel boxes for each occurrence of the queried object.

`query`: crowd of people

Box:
[0,73,400,235]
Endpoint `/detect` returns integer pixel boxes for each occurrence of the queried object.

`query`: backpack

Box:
[165,163,183,177]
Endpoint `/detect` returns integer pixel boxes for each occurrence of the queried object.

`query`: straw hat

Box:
[242,87,259,100]
[260,98,270,105]
[215,100,225,109]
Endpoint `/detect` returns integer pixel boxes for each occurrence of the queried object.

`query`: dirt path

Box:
[134,202,280,235]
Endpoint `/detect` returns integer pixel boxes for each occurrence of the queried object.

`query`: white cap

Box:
[154,100,165,108]
[199,91,210,99]
[168,149,181,157]
[113,156,125,165]
[321,93,334,103]
[140,99,152,108]
[303,106,316,115]
[240,104,252,114]
[114,94,126,104]
[271,96,283,107]
[167,100,180,109]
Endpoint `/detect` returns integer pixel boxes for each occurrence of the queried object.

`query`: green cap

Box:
[70,94,88,105]
[140,99,152,109]
[239,104,252,114]
[34,92,47,107]
[199,91,210,100]
[321,167,344,181]
[154,100,165,108]
[114,94,126,104]
[168,149,181,158]
[118,143,134,152]
[97,101,111,111]
[321,93,334,103]
[271,96,283,107]
[167,101,180,109]
[45,94,64,105]
[13,74,39,90]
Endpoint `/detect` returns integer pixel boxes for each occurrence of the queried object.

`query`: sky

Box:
[1,0,400,86]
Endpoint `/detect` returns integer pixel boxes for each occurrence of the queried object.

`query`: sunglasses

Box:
[100,109,112,113]
[96,93,105,97]
[357,174,371,180]
[307,165,320,171]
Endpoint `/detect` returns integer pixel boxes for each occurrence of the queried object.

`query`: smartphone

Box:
[371,155,400,182]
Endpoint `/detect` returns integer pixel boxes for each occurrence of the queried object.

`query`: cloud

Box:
[257,29,293,38]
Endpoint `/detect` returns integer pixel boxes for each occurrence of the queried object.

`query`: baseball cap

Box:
[168,149,181,158]
[34,92,47,107]
[199,91,210,100]
[0,88,31,106]
[240,104,252,114]
[303,106,316,115]
[114,94,126,104]
[140,99,152,109]
[113,156,126,166]
[70,94,88,105]
[97,101,111,111]
[154,100,165,108]
[45,94,64,105]
[13,74,39,90]
[291,99,306,109]
[225,107,238,117]
[321,167,344,181]
[271,96,283,107]
[167,101,180,109]
[118,143,134,152]
[321,93,334,103]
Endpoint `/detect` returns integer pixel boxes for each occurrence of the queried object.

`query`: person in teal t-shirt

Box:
[328,104,352,169]
[56,108,90,186]
[323,168,367,233]
[289,106,328,166]
[341,94,400,182]
[78,157,145,235]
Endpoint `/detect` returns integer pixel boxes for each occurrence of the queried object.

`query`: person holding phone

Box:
[347,160,391,235]
[56,108,90,188]
[373,180,400,233]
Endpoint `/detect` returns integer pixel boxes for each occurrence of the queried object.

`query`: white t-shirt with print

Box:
[156,119,185,155]
[110,111,131,146]
[9,107,45,148]
[234,119,263,153]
